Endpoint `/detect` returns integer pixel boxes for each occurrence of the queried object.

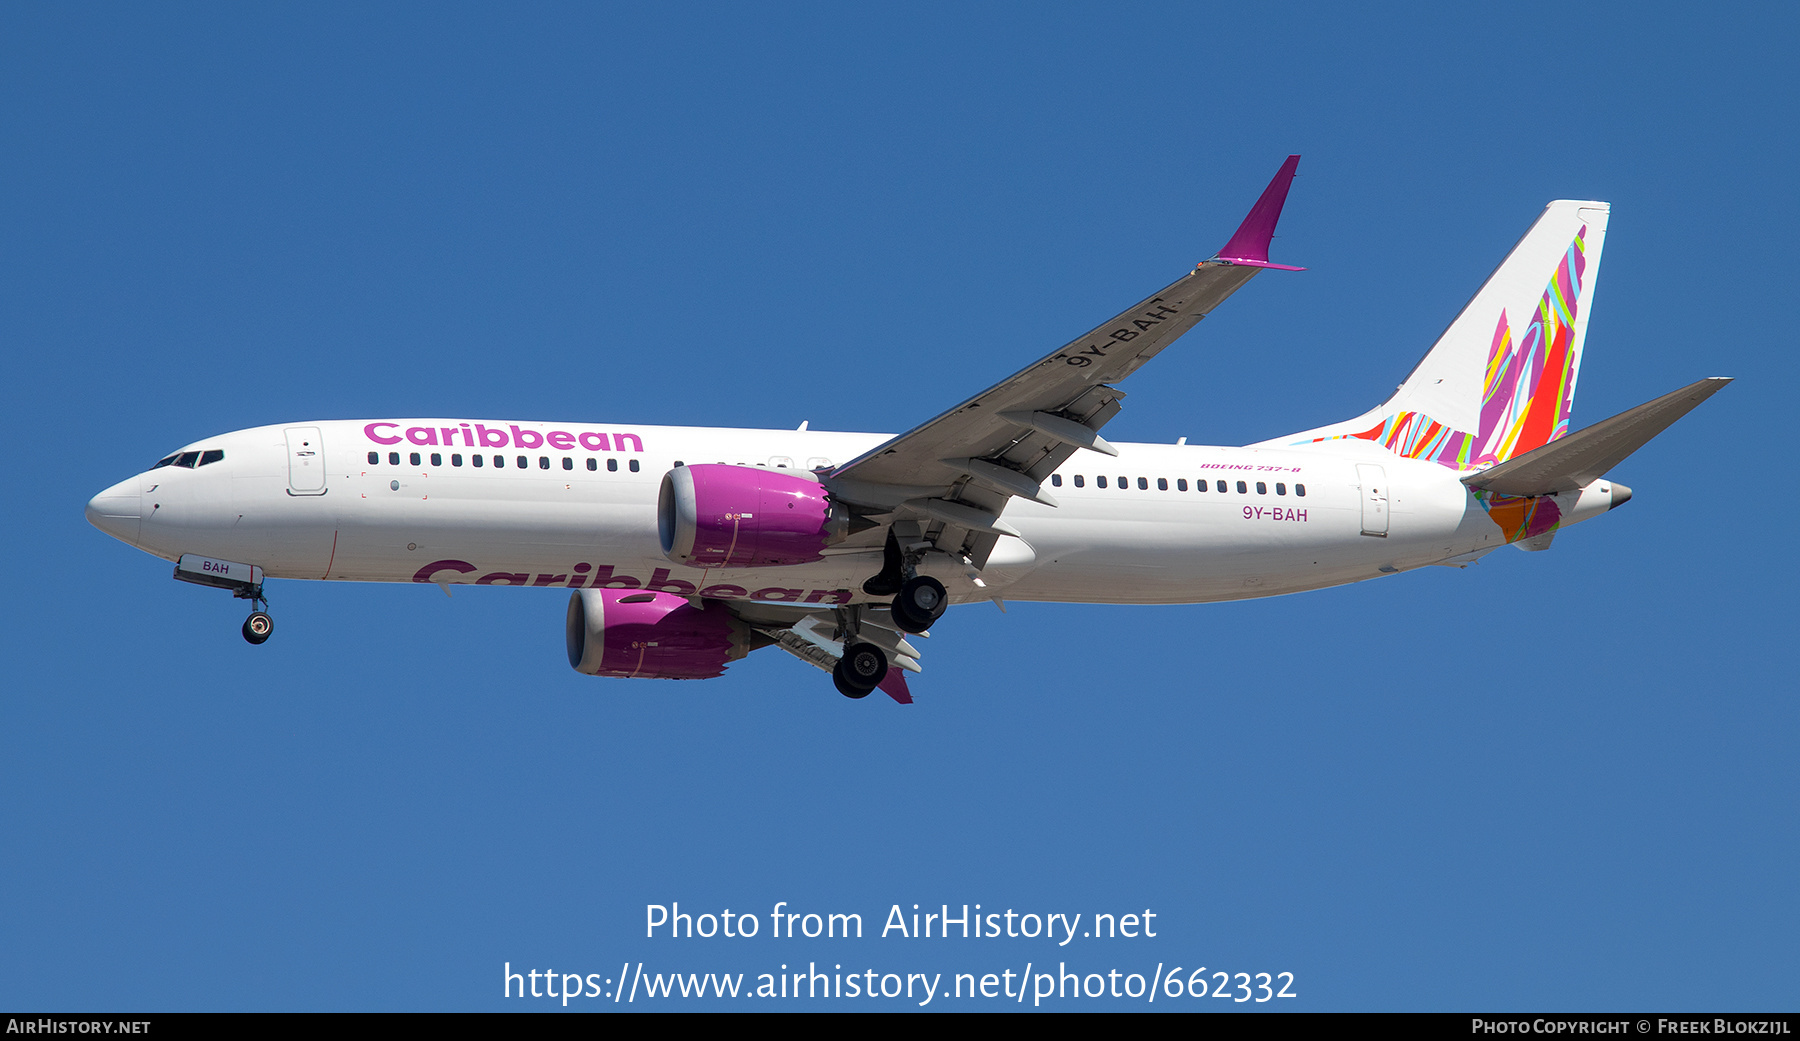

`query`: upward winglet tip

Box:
[1213,154,1304,269]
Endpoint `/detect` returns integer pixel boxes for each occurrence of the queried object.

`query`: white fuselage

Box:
[87,418,1619,607]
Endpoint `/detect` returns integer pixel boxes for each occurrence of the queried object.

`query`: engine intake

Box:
[658,463,850,568]
[566,589,756,679]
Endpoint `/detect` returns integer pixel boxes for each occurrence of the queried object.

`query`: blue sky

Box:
[4,2,1795,1011]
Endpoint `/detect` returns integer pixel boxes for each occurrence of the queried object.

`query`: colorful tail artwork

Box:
[1264,200,1611,541]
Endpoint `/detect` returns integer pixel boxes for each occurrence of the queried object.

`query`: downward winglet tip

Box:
[878,670,913,704]
[1213,154,1303,269]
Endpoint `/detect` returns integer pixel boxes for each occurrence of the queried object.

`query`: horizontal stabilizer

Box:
[1462,377,1731,496]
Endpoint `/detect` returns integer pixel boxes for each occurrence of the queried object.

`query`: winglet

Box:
[1213,154,1305,271]
[878,669,913,704]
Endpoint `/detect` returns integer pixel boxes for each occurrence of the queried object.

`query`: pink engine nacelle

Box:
[566,589,757,679]
[658,463,851,569]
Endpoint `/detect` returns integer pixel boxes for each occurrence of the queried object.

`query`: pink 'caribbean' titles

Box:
[363,421,644,453]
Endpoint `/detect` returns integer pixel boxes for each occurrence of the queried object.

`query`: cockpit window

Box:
[151,453,180,469]
[175,451,201,468]
[199,449,225,466]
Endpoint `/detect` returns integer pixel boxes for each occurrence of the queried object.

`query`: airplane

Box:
[85,156,1730,704]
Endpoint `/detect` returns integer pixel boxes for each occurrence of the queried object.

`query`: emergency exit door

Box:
[1356,463,1388,536]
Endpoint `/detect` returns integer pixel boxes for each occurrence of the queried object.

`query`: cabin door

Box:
[1356,463,1388,536]
[285,427,328,495]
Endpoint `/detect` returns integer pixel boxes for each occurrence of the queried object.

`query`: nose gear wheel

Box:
[242,610,274,645]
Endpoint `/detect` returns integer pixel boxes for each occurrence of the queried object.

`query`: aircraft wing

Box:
[824,156,1304,565]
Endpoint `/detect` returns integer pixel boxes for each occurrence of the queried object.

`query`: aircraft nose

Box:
[86,477,142,545]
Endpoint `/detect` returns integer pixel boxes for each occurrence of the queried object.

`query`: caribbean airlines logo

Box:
[412,559,852,605]
[364,421,645,453]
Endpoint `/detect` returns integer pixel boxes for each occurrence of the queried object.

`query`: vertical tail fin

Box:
[1268,200,1610,471]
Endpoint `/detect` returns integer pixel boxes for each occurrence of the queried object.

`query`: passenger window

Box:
[472,454,483,467]
[1177,478,1188,491]
[1138,477,1149,490]
[1118,476,1127,489]
[1256,481,1267,494]
[494,455,504,468]
[1275,483,1286,495]
[1296,484,1307,497]
[367,451,379,465]
[1157,478,1167,490]
[388,452,400,466]
[538,456,549,470]
[410,452,421,466]
[562,457,573,470]
[431,453,442,467]
[517,455,528,469]
[452,454,463,467]
[607,458,619,472]
[1216,480,1227,493]
[1051,474,1063,487]
[1236,481,1247,493]
[1097,476,1108,488]
[675,460,685,467]
[629,459,640,472]
[586,458,597,471]
[1074,475,1085,488]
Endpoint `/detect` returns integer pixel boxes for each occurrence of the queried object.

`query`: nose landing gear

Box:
[241,605,274,645]
[171,554,276,646]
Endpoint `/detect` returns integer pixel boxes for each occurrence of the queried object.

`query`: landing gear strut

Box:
[833,641,888,698]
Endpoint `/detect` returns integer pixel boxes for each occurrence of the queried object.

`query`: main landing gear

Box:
[833,642,888,699]
[862,530,950,635]
[889,575,947,634]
